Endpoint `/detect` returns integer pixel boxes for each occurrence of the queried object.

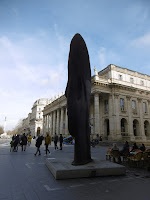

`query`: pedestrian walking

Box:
[34,134,43,156]
[12,135,15,140]
[21,133,27,151]
[10,140,14,152]
[13,135,19,152]
[27,134,32,146]
[45,133,51,155]
[59,134,63,150]
[54,133,58,150]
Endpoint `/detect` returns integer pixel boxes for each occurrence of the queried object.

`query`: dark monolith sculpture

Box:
[65,33,92,165]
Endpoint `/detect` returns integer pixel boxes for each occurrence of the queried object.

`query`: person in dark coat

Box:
[13,135,19,152]
[59,134,63,150]
[131,143,138,152]
[140,143,146,152]
[21,133,27,151]
[12,135,15,140]
[34,134,43,156]
[54,133,58,150]
[120,141,129,154]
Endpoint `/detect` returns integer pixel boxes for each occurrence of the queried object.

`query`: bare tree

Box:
[0,126,4,135]
[7,119,23,136]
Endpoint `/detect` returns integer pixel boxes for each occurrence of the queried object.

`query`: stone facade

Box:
[22,98,51,137]
[43,64,150,143]
[22,113,31,134]
[30,98,51,137]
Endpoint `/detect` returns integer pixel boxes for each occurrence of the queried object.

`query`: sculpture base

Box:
[46,157,126,180]
[72,158,93,166]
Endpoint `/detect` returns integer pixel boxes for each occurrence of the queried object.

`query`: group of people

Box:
[10,132,64,156]
[111,141,146,153]
[10,133,29,152]
[34,133,64,156]
[110,141,147,163]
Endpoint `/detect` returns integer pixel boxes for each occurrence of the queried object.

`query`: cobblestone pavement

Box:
[0,139,150,200]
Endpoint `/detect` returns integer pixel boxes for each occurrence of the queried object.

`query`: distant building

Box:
[42,64,150,143]
[29,98,51,137]
[22,98,51,137]
[22,113,31,135]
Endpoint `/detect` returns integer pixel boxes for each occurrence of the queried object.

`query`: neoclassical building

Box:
[22,98,51,137]
[43,64,150,143]
[29,98,52,136]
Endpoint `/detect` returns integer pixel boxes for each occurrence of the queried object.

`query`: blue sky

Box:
[0,0,150,130]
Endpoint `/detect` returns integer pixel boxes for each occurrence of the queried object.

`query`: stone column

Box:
[138,98,146,141]
[45,115,47,133]
[114,94,122,140]
[99,95,103,136]
[56,109,60,135]
[60,107,64,135]
[65,107,68,136]
[50,112,53,136]
[148,100,150,116]
[94,93,100,136]
[47,114,50,133]
[126,96,134,141]
[108,94,114,140]
[47,115,49,133]
[53,111,56,136]
[43,115,46,136]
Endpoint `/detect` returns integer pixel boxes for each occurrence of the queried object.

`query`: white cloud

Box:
[0,88,10,97]
[131,32,150,47]
[0,30,69,130]
[98,47,120,69]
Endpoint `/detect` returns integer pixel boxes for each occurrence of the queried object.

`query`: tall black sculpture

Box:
[65,33,92,165]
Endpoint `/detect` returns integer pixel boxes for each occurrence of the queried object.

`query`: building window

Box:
[132,100,136,111]
[121,119,125,132]
[104,100,108,112]
[39,108,41,111]
[120,98,125,111]
[119,74,123,81]
[140,80,144,86]
[143,102,147,113]
[130,77,134,83]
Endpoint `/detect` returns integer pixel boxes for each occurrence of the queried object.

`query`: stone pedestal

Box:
[46,158,126,180]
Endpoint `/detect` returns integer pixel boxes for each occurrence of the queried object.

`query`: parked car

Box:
[63,136,74,145]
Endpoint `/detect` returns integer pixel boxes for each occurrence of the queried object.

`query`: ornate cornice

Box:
[108,83,137,92]
[137,98,142,102]
[114,93,119,99]
[93,81,108,87]
[126,95,131,100]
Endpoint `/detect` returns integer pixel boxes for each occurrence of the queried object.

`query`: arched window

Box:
[121,118,128,135]
[104,119,110,137]
[144,120,150,137]
[133,119,140,136]
[37,127,40,135]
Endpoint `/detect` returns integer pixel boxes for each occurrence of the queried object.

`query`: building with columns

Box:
[22,98,51,137]
[43,64,150,143]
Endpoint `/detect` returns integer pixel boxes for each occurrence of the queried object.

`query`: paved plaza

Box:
[0,139,150,200]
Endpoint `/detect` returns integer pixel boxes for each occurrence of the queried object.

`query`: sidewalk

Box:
[0,139,150,200]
